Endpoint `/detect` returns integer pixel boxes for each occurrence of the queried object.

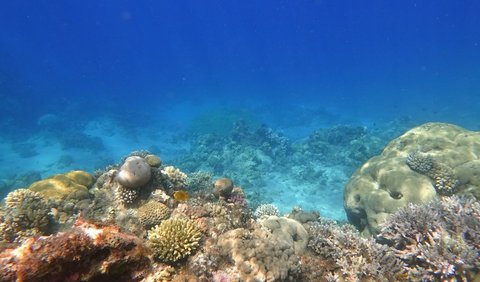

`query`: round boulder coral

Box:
[344,122,480,236]
[116,156,152,189]
[137,201,171,227]
[147,218,201,262]
[29,171,93,201]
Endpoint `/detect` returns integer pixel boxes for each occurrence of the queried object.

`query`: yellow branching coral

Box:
[147,218,201,262]
[137,201,171,227]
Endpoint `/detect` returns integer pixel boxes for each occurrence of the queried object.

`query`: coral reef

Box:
[0,219,150,282]
[344,122,480,236]
[0,189,51,243]
[307,217,405,282]
[377,196,480,281]
[1,146,479,281]
[147,218,202,262]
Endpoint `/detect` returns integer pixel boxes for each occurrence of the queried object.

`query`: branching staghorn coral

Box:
[307,217,405,282]
[377,196,480,281]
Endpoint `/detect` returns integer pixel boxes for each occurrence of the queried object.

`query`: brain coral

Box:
[344,122,480,236]
[147,218,201,262]
[137,201,171,227]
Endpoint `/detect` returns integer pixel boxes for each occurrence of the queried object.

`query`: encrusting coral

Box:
[0,189,51,243]
[147,218,202,262]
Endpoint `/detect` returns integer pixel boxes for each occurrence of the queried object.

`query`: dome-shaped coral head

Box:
[115,156,152,189]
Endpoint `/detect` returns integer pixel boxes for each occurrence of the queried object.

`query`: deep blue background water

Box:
[2,0,480,132]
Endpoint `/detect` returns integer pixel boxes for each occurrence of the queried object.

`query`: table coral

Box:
[344,122,480,236]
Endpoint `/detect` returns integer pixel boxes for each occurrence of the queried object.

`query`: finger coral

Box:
[147,218,202,262]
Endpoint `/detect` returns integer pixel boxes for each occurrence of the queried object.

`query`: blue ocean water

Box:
[1,1,480,219]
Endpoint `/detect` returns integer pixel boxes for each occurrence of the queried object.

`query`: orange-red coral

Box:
[0,219,151,282]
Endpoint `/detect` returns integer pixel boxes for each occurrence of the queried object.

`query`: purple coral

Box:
[377,196,480,281]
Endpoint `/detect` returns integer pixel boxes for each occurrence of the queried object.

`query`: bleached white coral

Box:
[254,203,280,219]
[161,166,187,188]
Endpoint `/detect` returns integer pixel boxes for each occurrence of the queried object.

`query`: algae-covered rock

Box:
[29,170,93,201]
[344,122,480,236]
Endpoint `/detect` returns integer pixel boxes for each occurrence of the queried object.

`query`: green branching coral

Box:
[0,189,51,243]
[147,218,202,262]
